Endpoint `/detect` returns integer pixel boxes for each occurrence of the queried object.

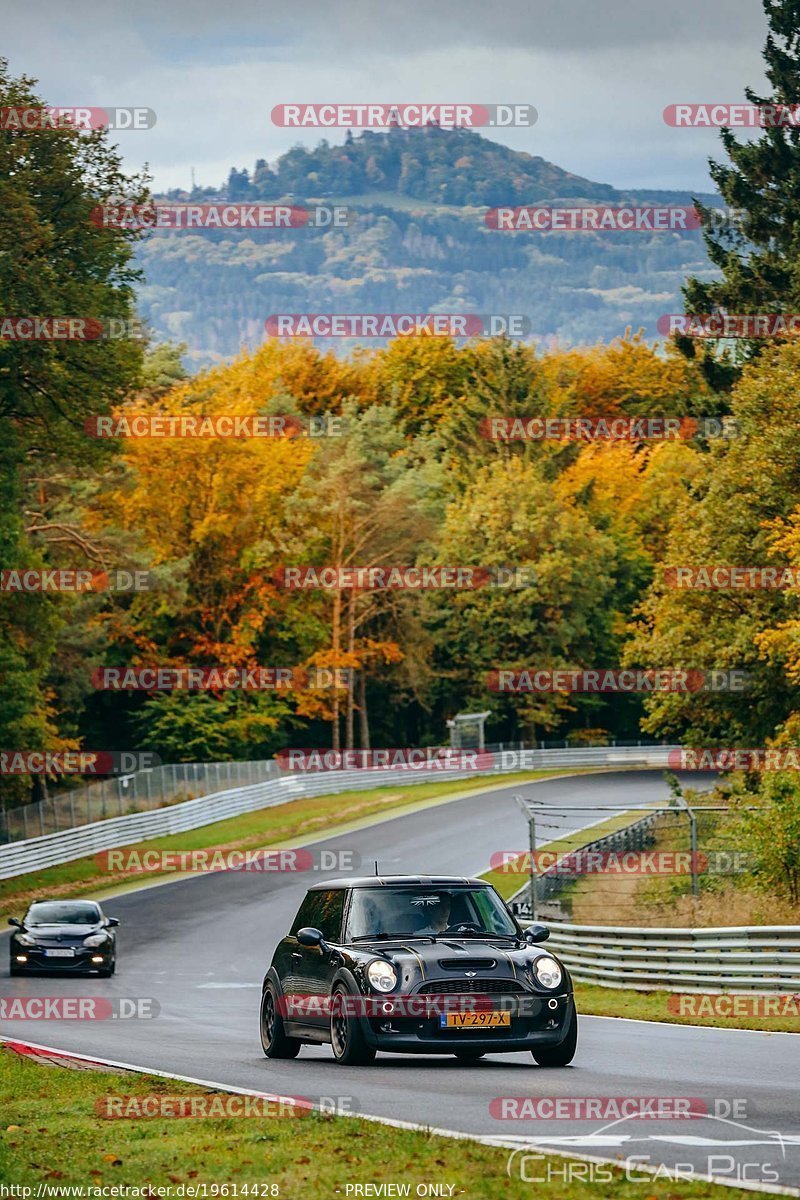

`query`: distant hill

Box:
[224,124,622,207]
[136,126,721,365]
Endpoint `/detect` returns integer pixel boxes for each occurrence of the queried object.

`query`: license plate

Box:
[440,1011,511,1029]
[44,948,75,958]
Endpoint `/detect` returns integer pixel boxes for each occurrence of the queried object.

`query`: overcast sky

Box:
[4,0,770,193]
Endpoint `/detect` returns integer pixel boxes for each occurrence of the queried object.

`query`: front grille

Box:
[418,979,526,994]
[438,958,496,971]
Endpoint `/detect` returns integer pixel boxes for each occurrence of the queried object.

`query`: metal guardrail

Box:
[0,738,665,844]
[537,921,800,994]
[0,744,678,881]
[508,813,800,994]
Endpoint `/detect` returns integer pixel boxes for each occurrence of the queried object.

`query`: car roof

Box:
[308,875,491,890]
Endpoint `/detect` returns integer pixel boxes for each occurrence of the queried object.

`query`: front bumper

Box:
[11,945,113,972]
[358,990,575,1054]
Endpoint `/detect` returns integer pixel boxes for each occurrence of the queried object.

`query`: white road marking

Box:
[197,982,261,989]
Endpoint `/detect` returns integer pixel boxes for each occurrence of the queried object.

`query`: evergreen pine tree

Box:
[680,1,800,388]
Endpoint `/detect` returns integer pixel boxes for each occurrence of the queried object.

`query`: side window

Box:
[290,890,345,941]
[473,889,510,932]
[315,890,345,941]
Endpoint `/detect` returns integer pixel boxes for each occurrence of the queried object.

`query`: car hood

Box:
[346,934,568,988]
[22,923,101,938]
[355,936,531,967]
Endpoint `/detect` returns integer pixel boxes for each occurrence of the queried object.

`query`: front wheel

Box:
[260,984,301,1059]
[97,958,116,978]
[531,1007,577,1067]
[330,985,375,1066]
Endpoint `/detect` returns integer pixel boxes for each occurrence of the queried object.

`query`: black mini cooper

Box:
[260,875,576,1065]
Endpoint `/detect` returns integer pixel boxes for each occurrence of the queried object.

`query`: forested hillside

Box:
[138,126,720,364]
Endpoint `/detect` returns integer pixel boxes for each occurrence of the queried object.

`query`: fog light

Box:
[547,998,559,1010]
[15,955,27,963]
[382,1002,394,1014]
[91,956,104,963]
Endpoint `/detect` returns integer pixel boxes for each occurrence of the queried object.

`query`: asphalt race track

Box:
[2,770,799,1194]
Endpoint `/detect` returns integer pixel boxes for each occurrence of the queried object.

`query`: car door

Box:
[287,888,346,1028]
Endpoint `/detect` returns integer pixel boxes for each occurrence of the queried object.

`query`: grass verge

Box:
[574,981,799,1034]
[0,1046,765,1198]
[1,769,596,923]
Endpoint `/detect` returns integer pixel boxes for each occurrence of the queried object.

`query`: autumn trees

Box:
[33,331,725,766]
[0,59,146,801]
[9,298,800,780]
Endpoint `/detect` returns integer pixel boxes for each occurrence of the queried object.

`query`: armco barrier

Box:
[538,921,800,994]
[0,745,677,881]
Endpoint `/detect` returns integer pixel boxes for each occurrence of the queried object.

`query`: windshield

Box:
[26,902,101,926]
[345,887,518,940]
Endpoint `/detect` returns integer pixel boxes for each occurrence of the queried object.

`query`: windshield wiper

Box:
[445,931,519,939]
[350,933,436,943]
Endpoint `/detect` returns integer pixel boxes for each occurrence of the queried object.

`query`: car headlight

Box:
[84,933,109,947]
[366,959,397,993]
[15,934,36,947]
[531,956,562,990]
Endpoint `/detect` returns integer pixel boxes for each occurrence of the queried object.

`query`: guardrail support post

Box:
[689,805,699,898]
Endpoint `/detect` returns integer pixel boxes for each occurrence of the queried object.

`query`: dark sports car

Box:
[260,875,576,1065]
[8,899,119,976]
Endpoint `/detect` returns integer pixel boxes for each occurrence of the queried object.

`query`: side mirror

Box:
[525,923,550,944]
[105,917,120,927]
[7,917,21,928]
[297,926,324,948]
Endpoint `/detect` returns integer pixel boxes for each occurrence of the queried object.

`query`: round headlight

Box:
[532,955,562,990]
[366,959,397,993]
[83,933,109,947]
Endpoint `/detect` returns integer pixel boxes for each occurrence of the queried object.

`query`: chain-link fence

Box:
[0,760,281,844]
[508,801,756,928]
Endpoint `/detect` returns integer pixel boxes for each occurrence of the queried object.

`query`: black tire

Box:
[330,985,376,1066]
[532,1006,577,1067]
[454,1050,486,1063]
[97,960,115,978]
[9,962,21,977]
[260,984,301,1059]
